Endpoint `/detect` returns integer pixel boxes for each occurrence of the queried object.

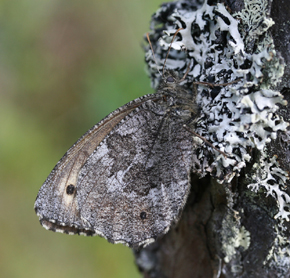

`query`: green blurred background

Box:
[0,0,164,277]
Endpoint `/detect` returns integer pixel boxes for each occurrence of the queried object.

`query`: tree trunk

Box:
[135,0,290,277]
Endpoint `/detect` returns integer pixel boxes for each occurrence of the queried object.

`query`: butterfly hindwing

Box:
[35,90,194,248]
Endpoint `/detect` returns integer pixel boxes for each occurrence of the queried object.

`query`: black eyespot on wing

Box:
[66,184,75,195]
[140,211,147,220]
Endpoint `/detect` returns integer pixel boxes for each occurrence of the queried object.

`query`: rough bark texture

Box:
[271,0,290,90]
[135,0,290,277]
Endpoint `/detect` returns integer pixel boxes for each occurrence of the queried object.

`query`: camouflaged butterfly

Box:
[34,31,198,249]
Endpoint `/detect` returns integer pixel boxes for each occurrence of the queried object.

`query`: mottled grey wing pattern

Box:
[35,91,194,248]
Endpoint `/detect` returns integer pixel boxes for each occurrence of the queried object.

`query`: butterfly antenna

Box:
[178,62,191,83]
[146,33,162,76]
[162,27,184,76]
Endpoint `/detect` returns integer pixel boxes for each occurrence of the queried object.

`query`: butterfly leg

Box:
[193,77,242,88]
[183,125,227,158]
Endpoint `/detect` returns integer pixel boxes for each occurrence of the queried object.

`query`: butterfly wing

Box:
[35,92,194,248]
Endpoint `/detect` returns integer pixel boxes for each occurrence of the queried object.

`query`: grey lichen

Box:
[247,155,289,220]
[264,222,290,273]
[234,0,274,50]
[145,0,289,270]
[146,0,287,181]
[221,213,251,264]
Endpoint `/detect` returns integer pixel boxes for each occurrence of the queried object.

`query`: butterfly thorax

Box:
[158,69,198,116]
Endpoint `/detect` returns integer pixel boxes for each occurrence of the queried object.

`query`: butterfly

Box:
[34,29,199,249]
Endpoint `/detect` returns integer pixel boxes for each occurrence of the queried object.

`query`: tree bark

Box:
[135,0,290,277]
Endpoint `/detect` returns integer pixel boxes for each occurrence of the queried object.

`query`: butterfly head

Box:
[158,69,182,90]
[163,70,178,84]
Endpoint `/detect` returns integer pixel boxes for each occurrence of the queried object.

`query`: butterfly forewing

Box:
[35,89,195,248]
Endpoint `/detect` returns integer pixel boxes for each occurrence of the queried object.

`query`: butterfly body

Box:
[35,73,197,248]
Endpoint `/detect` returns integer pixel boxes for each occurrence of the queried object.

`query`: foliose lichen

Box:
[146,0,287,178]
[221,213,251,264]
[247,155,289,220]
[145,0,289,269]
